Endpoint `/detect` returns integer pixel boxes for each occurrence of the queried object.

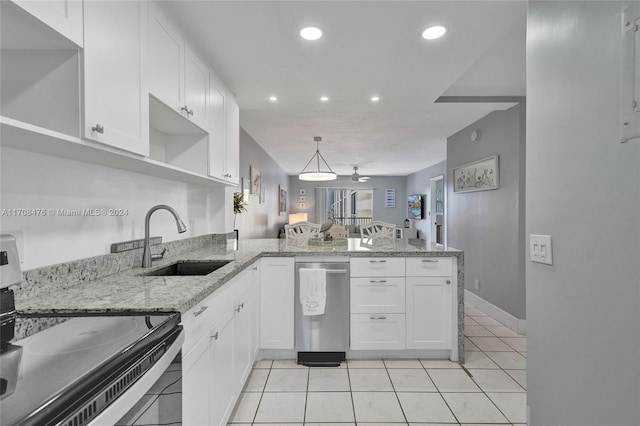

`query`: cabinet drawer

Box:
[350,257,405,277]
[182,296,219,356]
[350,277,405,314]
[406,257,453,276]
[350,313,405,350]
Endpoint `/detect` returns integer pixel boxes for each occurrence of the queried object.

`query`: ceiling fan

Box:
[351,166,371,183]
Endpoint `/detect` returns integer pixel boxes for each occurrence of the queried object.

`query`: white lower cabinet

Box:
[210,309,235,426]
[182,261,260,425]
[182,333,210,426]
[260,257,294,349]
[406,277,453,349]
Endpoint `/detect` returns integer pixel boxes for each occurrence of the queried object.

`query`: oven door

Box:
[93,329,184,426]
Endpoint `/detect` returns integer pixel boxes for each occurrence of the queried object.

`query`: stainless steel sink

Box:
[143,260,231,276]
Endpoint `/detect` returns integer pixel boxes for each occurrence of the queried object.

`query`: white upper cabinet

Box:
[12,0,83,47]
[83,0,149,156]
[148,10,182,111]
[148,4,209,131]
[208,71,239,185]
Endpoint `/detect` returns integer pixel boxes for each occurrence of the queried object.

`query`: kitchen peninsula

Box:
[12,236,463,425]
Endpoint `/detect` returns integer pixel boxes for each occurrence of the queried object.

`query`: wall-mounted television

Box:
[407,194,424,220]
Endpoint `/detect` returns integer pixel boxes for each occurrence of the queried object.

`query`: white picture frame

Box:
[453,155,500,193]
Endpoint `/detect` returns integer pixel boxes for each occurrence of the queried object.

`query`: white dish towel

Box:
[299,268,327,316]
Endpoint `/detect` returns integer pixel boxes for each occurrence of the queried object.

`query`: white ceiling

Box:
[162,1,526,177]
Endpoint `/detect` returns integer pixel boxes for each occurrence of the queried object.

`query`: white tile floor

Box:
[228,304,527,425]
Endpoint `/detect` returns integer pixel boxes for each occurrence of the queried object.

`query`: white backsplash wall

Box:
[0,146,226,270]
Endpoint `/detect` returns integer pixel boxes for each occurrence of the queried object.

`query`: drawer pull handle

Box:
[369,279,387,283]
[369,260,387,263]
[370,316,387,320]
[421,259,439,263]
[193,305,208,317]
[235,302,244,313]
[212,331,219,340]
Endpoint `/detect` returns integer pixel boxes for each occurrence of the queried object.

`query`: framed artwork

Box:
[279,185,287,214]
[260,185,265,204]
[453,155,500,193]
[250,166,261,195]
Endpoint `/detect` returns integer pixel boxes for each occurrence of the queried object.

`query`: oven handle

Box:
[87,328,184,426]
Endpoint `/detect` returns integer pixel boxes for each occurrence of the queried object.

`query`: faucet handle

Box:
[151,247,167,261]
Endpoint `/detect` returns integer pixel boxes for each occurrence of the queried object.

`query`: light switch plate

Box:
[530,234,553,265]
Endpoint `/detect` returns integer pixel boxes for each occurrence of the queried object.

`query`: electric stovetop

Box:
[0,312,180,426]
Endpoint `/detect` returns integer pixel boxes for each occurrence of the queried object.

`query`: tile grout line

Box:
[422,362,462,425]
[250,363,272,425]
[382,359,409,425]
[345,360,358,425]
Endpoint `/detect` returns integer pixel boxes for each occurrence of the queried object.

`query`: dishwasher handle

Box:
[326,269,348,274]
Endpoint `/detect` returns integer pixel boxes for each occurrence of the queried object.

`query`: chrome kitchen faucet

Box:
[142,205,187,268]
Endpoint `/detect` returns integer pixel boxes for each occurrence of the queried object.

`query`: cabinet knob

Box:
[187,108,194,116]
[91,124,104,134]
[446,280,451,285]
[212,331,219,340]
[181,106,189,115]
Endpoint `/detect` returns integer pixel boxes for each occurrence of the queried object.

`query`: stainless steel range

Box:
[0,235,184,426]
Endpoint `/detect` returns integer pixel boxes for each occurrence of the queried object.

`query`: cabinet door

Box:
[184,45,209,131]
[233,290,253,386]
[406,277,453,349]
[211,309,235,426]
[225,94,240,184]
[13,0,83,47]
[83,0,148,156]
[249,263,260,359]
[208,72,228,181]
[148,5,183,112]
[182,334,210,426]
[260,257,295,349]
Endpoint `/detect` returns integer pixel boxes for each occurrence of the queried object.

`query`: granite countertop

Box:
[18,238,462,315]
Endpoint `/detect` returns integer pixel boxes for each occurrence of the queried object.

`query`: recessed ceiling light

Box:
[371,96,380,102]
[300,26,323,41]
[269,96,278,102]
[422,25,447,40]
[320,96,329,102]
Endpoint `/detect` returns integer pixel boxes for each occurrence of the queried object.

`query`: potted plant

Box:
[233,192,247,240]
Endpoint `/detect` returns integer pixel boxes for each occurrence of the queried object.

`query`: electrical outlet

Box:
[474,278,480,290]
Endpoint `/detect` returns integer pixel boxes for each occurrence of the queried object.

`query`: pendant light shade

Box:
[298,136,337,181]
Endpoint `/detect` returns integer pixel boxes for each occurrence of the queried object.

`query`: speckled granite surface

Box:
[15,237,464,361]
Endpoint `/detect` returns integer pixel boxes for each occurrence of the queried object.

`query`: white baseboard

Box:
[464,290,526,335]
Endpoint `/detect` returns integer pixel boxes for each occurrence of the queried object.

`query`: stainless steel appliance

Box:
[0,235,184,426]
[295,258,349,366]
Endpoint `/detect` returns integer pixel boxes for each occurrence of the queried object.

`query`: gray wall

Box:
[527,2,639,425]
[235,128,289,239]
[406,161,446,241]
[447,104,526,320]
[288,175,407,227]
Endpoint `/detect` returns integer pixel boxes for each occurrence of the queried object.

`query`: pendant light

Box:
[298,136,337,181]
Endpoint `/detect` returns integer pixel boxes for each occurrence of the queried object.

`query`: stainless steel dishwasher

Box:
[295,258,350,366]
